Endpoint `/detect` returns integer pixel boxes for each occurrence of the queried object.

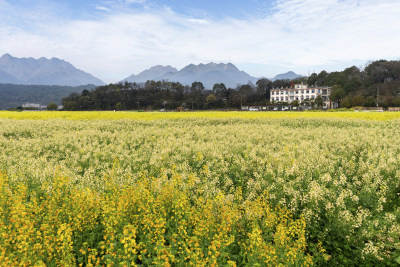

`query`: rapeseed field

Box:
[1,111,400,266]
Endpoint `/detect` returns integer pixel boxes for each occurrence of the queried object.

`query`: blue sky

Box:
[1,0,400,82]
[45,0,274,19]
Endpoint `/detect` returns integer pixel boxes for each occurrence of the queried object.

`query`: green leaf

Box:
[395,255,400,265]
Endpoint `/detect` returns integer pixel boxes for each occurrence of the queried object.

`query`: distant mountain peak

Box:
[121,65,178,83]
[1,53,13,59]
[122,62,258,88]
[0,54,104,86]
[271,71,303,81]
[146,65,177,72]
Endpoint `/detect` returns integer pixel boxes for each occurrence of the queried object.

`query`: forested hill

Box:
[0,84,97,109]
[308,60,400,107]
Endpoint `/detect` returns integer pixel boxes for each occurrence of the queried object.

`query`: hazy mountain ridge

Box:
[0,54,105,86]
[271,71,304,81]
[122,63,259,89]
[122,65,178,83]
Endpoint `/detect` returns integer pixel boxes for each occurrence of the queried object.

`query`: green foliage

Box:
[393,96,400,107]
[340,96,352,108]
[329,85,346,102]
[255,78,272,98]
[47,102,58,111]
[314,95,324,108]
[115,102,123,111]
[206,94,216,103]
[351,95,365,107]
[310,60,400,108]
[291,99,300,107]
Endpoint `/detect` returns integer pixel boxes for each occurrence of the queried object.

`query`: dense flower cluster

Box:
[0,171,312,266]
[1,111,400,265]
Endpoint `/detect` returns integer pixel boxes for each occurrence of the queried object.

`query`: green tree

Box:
[63,101,78,111]
[191,82,204,94]
[206,94,217,108]
[341,96,352,108]
[256,78,272,99]
[343,78,362,93]
[326,72,347,87]
[364,96,377,107]
[115,102,123,111]
[393,96,400,107]
[308,73,318,86]
[47,102,58,111]
[314,95,324,109]
[329,86,346,104]
[317,70,328,86]
[291,99,300,109]
[212,83,227,96]
[302,99,312,109]
[351,95,365,107]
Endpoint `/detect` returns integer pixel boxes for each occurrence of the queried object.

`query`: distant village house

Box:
[270,83,336,109]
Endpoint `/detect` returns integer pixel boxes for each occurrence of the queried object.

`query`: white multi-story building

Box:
[270,83,333,109]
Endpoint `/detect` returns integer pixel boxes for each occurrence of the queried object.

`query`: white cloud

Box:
[125,0,146,4]
[186,18,209,25]
[95,6,111,12]
[0,0,400,82]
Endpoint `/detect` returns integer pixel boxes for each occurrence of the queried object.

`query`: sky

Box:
[0,0,400,83]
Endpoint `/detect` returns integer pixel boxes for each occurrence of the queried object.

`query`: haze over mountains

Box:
[122,63,303,89]
[0,54,104,86]
[272,71,304,82]
[0,54,303,89]
[122,63,256,89]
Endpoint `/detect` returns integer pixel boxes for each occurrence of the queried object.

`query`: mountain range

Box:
[0,54,104,86]
[122,63,303,89]
[0,54,303,88]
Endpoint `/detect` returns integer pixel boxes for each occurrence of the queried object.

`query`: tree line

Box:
[62,79,286,111]
[62,60,400,110]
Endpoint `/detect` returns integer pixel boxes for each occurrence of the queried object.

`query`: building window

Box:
[295,90,298,94]
[322,89,328,94]
[311,95,315,99]
[286,91,288,94]
[306,90,309,94]
[312,89,315,93]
